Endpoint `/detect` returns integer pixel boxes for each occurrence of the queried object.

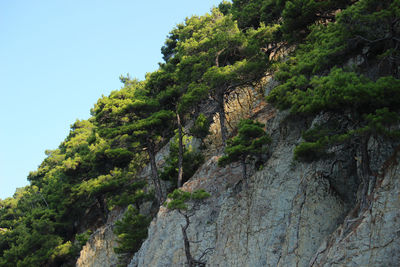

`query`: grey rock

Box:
[79,102,400,267]
[76,209,125,267]
[128,107,357,267]
[310,151,400,267]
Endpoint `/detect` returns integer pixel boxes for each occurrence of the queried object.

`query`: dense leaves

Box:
[165,189,210,211]
[113,206,151,256]
[219,119,270,179]
[159,134,204,188]
[267,0,400,161]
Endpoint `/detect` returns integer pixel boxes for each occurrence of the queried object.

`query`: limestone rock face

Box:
[76,225,119,267]
[78,103,400,267]
[310,151,400,267]
[76,209,124,267]
[129,107,386,267]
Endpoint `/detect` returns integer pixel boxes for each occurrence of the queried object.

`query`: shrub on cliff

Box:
[219,119,271,181]
[113,206,151,261]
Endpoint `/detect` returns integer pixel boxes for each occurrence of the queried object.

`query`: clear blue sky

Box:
[0,0,222,200]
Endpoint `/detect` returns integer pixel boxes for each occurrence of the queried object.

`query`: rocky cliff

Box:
[76,94,400,267]
[76,143,173,267]
[76,217,120,267]
[126,102,400,266]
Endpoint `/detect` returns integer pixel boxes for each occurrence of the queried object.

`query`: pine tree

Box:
[166,189,211,267]
[218,119,271,181]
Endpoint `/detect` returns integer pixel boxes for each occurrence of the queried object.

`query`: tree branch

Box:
[352,35,392,44]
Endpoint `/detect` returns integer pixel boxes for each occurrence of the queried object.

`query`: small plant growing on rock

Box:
[166,189,212,267]
[218,119,271,182]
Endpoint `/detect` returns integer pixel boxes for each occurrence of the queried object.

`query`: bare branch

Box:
[198,247,215,262]
[352,35,391,44]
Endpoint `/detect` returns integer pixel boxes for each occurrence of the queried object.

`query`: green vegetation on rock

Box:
[219,119,271,180]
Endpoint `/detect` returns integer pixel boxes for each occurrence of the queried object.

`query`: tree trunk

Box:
[178,209,207,267]
[217,92,228,147]
[148,142,164,204]
[177,113,184,188]
[180,211,195,267]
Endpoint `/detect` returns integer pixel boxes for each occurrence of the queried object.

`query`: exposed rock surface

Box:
[78,100,400,267]
[128,104,400,267]
[310,149,400,267]
[76,209,124,267]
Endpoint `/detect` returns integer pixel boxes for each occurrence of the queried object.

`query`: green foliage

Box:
[104,148,134,167]
[107,185,152,210]
[281,0,351,42]
[362,108,400,138]
[52,241,74,259]
[218,119,271,167]
[4,1,398,265]
[231,0,351,42]
[265,0,400,162]
[2,104,151,265]
[75,230,92,248]
[113,206,151,255]
[50,240,82,266]
[274,68,400,161]
[93,76,176,203]
[189,113,210,140]
[287,68,400,115]
[91,81,139,127]
[159,134,204,186]
[218,0,232,15]
[191,189,211,200]
[165,189,191,210]
[165,189,210,211]
[231,0,282,29]
[294,141,327,162]
[0,203,64,267]
[177,83,209,115]
[170,8,270,117]
[131,110,176,141]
